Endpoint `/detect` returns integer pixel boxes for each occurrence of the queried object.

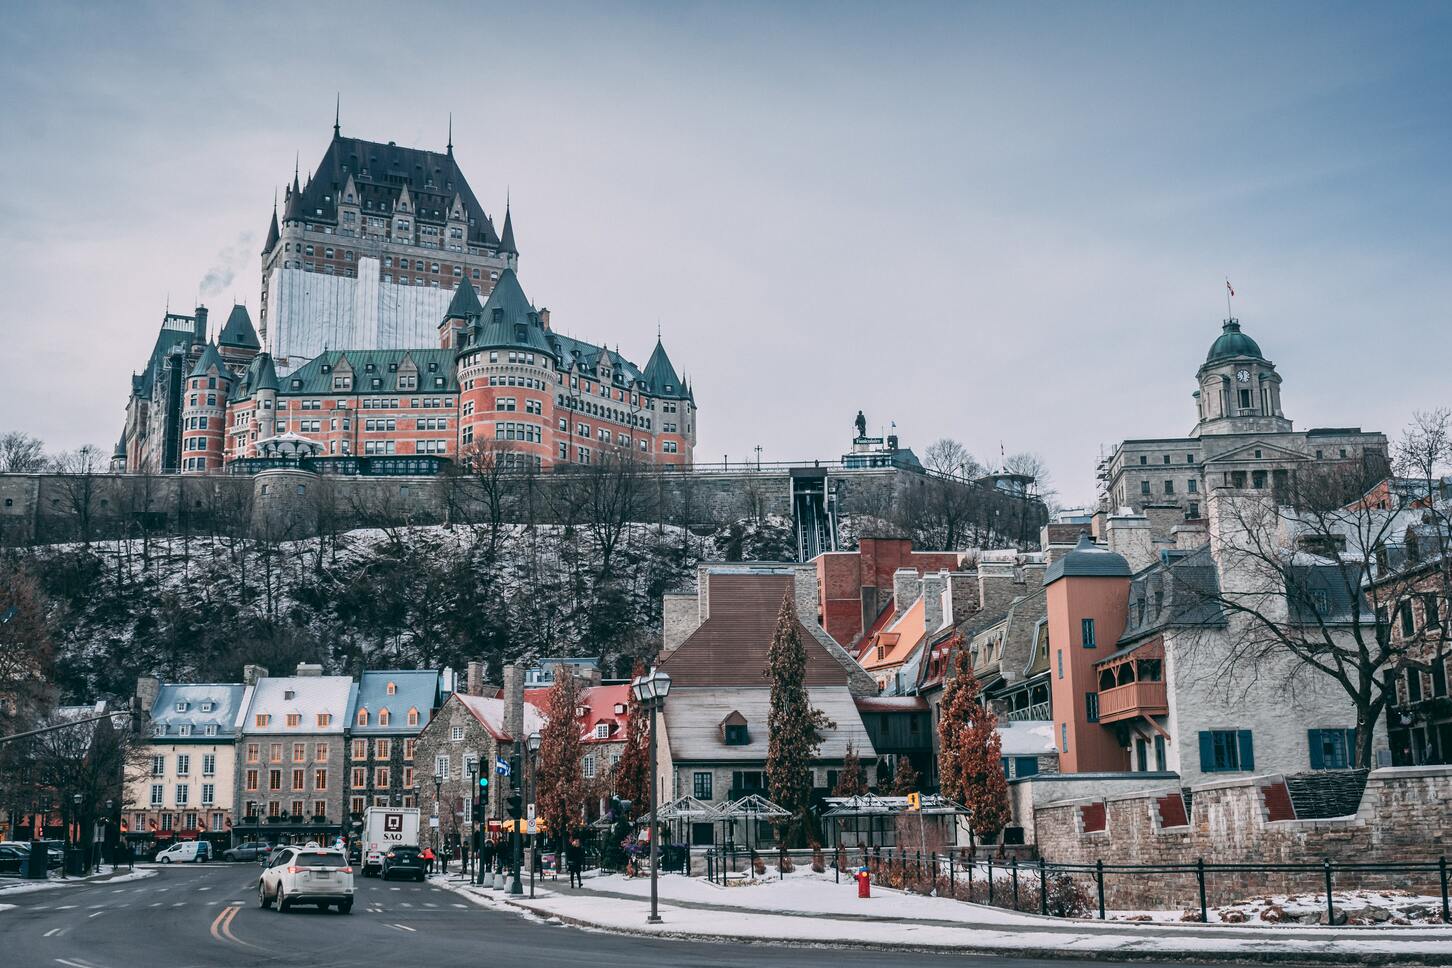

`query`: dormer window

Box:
[613,703,627,715]
[594,723,611,739]
[575,705,587,718]
[378,708,391,726]
[386,682,397,695]
[407,707,419,726]
[284,690,296,701]
[205,724,218,736]
[357,709,368,726]
[199,702,214,713]
[720,711,749,746]
[175,701,188,712]
[153,724,166,737]
[178,724,193,736]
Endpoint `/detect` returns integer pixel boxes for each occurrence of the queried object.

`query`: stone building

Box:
[1098,317,1387,533]
[343,670,443,817]
[126,679,247,854]
[233,664,353,843]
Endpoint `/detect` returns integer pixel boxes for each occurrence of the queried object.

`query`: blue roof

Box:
[349,670,441,734]
[150,684,247,739]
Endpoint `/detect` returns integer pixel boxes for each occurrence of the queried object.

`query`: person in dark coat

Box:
[480,837,495,874]
[566,837,585,889]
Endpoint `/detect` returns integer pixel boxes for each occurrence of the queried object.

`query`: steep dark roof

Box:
[499,204,517,255]
[641,339,687,398]
[188,342,227,379]
[1115,546,1226,646]
[289,132,500,248]
[253,353,280,392]
[1043,534,1132,585]
[444,278,483,320]
[218,305,260,349]
[458,269,555,358]
[1205,319,1265,364]
[281,349,459,396]
[263,201,280,254]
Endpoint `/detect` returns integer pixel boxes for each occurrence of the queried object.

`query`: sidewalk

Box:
[433,869,1452,964]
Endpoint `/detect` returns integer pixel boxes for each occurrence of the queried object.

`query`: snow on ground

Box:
[0,866,154,897]
[1110,888,1448,926]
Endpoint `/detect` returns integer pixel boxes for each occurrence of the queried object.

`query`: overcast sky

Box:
[1,1,1448,505]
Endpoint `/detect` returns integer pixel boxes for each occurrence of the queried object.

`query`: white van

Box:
[155,841,208,864]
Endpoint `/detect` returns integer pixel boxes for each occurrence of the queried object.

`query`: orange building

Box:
[814,537,969,648]
[1042,534,1132,773]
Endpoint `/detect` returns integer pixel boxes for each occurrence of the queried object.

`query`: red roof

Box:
[523,683,632,744]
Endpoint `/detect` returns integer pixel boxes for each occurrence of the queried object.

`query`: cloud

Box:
[199,231,257,299]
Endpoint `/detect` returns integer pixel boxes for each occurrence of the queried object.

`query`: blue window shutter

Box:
[1238,730,1255,771]
[1307,730,1324,770]
[1198,731,1214,771]
[1344,728,1358,768]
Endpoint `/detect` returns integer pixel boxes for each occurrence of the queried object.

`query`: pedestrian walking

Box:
[480,837,495,874]
[420,846,436,874]
[566,836,584,889]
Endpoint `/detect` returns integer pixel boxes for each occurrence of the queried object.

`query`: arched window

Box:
[378,708,390,726]
[356,708,368,726]
[407,708,419,726]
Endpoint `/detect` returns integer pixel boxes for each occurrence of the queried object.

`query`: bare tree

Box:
[456,440,520,562]
[1184,447,1450,770]
[0,432,46,473]
[923,438,982,480]
[50,445,104,546]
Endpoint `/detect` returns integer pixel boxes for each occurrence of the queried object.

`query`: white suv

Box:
[258,845,354,914]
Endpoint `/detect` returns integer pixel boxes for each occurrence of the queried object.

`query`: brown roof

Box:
[660,573,854,688]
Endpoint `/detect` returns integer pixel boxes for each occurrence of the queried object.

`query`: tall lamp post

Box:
[527,731,541,899]
[432,772,443,872]
[467,757,479,878]
[630,667,671,924]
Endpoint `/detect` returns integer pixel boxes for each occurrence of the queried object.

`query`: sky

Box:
[1,1,1448,506]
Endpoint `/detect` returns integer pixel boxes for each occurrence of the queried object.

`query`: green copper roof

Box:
[218,305,261,349]
[641,339,687,398]
[188,342,227,379]
[458,269,555,358]
[1205,319,1264,364]
[444,278,483,319]
[280,349,459,396]
[1043,533,1132,585]
[253,353,280,392]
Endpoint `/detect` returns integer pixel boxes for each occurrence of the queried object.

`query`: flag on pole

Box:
[1226,280,1235,297]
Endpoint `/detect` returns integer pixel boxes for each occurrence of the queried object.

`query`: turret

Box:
[180,342,231,474]
[499,201,518,271]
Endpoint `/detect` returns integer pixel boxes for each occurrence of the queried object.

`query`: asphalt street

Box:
[0,863,1205,967]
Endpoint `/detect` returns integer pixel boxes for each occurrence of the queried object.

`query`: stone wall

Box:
[1031,766,1452,909]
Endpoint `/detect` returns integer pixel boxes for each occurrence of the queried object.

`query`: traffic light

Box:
[478,775,489,790]
[906,792,921,812]
[506,793,523,820]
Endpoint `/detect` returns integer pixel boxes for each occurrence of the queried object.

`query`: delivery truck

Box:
[360,806,420,876]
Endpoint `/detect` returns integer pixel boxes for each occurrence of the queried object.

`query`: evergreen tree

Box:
[537,666,586,846]
[936,636,1010,841]
[889,755,920,796]
[832,741,866,796]
[612,661,651,818]
[765,593,834,846]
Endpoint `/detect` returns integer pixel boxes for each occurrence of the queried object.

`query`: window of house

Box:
[451,725,464,742]
[176,754,191,776]
[1081,618,1096,648]
[352,739,367,760]
[1187,479,1197,493]
[1085,693,1099,723]
[582,755,596,779]
[1163,480,1174,495]
[1200,729,1253,772]
[1057,650,1063,678]
[1308,728,1355,769]
[376,739,391,759]
[315,769,328,790]
[1425,594,1442,629]
[594,723,610,739]
[202,754,215,775]
[404,739,416,761]
[1060,723,1068,753]
[357,709,369,726]
[1400,600,1416,638]
[1408,667,1424,703]
[317,713,331,728]
[435,754,450,779]
[286,713,300,728]
[407,708,419,726]
[1140,480,1150,495]
[693,772,713,799]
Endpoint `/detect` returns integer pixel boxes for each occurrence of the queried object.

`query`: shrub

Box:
[811,846,825,874]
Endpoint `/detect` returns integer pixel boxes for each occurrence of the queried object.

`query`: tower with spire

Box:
[259,110,517,368]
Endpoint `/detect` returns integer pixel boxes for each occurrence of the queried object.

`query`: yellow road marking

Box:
[209,905,255,948]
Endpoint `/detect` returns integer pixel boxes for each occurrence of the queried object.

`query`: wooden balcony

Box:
[1097,680,1167,724]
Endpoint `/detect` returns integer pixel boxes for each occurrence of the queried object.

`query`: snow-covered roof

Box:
[998,720,1056,756]
[243,675,355,734]
[150,684,246,739]
[351,670,441,734]
[456,694,547,742]
[662,686,876,763]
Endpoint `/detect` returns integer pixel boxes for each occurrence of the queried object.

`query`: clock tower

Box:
[1190,318,1291,438]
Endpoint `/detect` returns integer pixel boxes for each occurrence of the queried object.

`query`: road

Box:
[0,863,1201,967]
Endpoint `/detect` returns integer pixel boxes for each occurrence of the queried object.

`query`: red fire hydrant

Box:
[855,868,871,898]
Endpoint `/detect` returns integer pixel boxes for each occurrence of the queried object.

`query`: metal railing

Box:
[1002,702,1051,723]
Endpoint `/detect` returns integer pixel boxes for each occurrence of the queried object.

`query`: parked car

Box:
[155,841,208,864]
[2,841,65,871]
[0,844,26,877]
[258,845,354,913]
[223,841,272,862]
[379,845,426,882]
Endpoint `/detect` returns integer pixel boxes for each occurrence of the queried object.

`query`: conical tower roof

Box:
[188,342,227,378]
[253,353,280,392]
[499,203,517,255]
[263,196,280,254]
[642,338,684,397]
[444,278,483,319]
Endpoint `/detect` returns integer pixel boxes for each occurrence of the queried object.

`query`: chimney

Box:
[1020,560,1047,587]
[538,307,550,330]
[1105,508,1155,574]
[1040,523,1083,567]
[947,572,980,624]
[440,666,456,695]
[977,559,1018,616]
[243,664,269,686]
[503,664,524,745]
[193,304,208,343]
[135,676,161,717]
[1171,522,1209,551]
[466,661,485,697]
[892,568,922,617]
[921,572,948,632]
[295,662,323,677]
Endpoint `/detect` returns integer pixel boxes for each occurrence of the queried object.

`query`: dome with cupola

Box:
[1205,319,1264,364]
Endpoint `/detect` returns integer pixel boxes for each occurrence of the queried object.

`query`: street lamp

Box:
[467,757,479,878]
[527,731,541,899]
[432,772,443,871]
[630,667,672,924]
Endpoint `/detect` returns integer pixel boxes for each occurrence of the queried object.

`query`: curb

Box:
[432,878,1452,966]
